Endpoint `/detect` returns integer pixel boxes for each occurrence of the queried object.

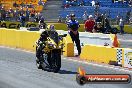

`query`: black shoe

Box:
[75,54,80,57]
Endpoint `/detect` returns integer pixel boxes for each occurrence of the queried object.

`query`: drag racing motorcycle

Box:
[35,31,67,72]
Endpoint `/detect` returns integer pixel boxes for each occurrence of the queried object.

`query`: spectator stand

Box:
[0,0,47,22]
[60,0,132,23]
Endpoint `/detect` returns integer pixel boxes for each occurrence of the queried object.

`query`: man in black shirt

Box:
[93,22,104,33]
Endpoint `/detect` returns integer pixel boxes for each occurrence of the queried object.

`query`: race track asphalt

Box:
[0,47,132,88]
[117,34,132,48]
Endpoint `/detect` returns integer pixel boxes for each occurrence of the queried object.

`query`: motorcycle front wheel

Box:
[51,49,61,73]
[36,46,43,69]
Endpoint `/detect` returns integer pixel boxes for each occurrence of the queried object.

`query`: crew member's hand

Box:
[73,30,78,35]
[70,29,78,35]
[92,29,96,33]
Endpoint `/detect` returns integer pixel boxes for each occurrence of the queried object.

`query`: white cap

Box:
[89,15,93,18]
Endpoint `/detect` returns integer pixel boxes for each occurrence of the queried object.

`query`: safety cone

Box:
[113,34,119,47]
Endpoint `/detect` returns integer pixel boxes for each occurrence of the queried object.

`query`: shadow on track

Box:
[58,69,77,74]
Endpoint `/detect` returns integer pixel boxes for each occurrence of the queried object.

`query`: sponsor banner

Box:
[76,67,131,85]
[0,21,38,29]
[124,49,132,68]
[76,74,131,85]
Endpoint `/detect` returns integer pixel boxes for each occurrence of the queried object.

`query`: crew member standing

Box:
[84,15,95,32]
[67,14,81,56]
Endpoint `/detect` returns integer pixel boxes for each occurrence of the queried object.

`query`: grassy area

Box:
[1,21,132,33]
[48,23,132,33]
[47,23,86,32]
[113,25,132,34]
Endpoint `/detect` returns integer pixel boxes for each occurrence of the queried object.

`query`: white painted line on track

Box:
[63,58,132,73]
[0,46,35,54]
[0,46,132,73]
[118,39,132,42]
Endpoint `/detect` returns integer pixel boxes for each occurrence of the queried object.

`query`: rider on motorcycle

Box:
[36,25,56,60]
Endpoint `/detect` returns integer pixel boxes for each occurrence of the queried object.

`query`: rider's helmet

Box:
[47,25,50,29]
[46,25,55,31]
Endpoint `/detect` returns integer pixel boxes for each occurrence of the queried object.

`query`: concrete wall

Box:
[0,29,131,68]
